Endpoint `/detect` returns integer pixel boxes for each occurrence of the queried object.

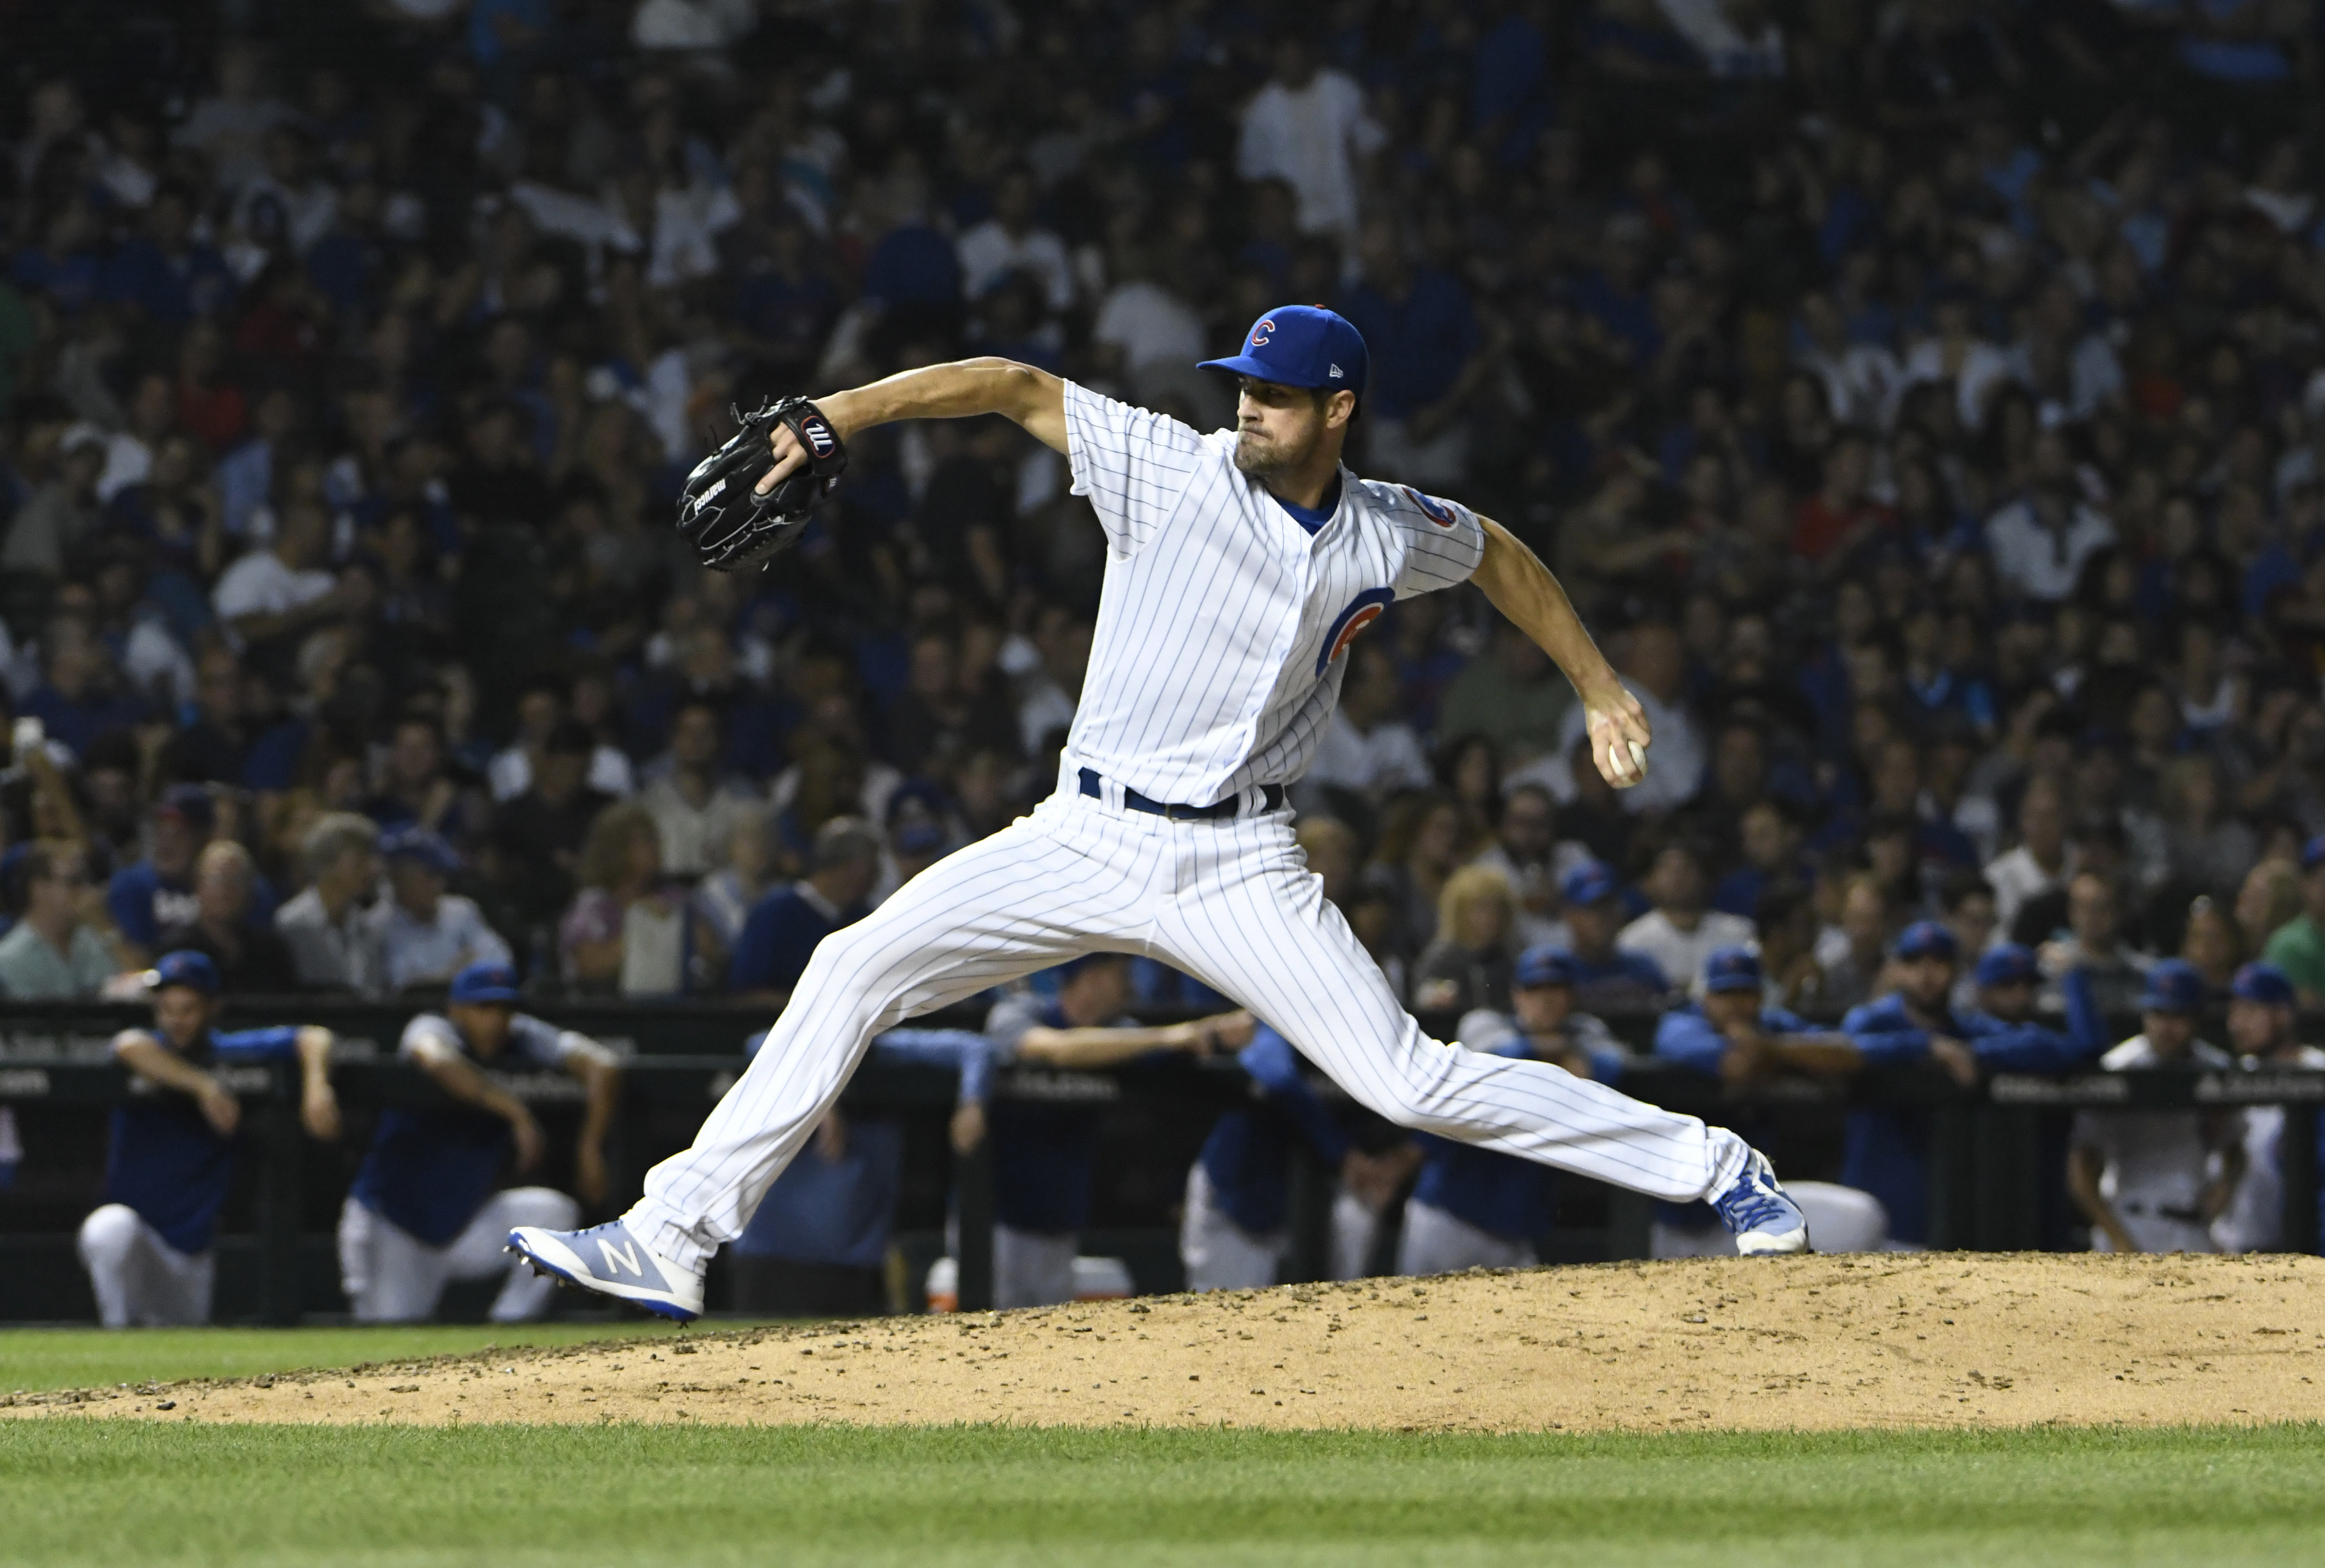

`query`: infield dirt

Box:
[12,1252,2325,1432]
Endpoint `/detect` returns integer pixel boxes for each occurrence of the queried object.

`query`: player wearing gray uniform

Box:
[512,306,1807,1319]
[2069,960,2241,1255]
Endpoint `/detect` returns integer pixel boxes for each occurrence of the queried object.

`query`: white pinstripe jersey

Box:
[1060,380,1487,805]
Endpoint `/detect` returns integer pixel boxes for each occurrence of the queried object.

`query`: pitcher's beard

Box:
[1233,431,1300,477]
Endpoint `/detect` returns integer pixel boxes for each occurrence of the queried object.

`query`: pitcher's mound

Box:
[16,1253,2325,1432]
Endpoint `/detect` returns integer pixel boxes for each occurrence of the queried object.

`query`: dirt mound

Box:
[14,1253,2325,1432]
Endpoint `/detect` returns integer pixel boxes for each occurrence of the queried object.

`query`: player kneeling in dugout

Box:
[339,961,619,1322]
[78,951,342,1327]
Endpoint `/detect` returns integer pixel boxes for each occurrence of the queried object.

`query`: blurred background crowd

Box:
[8,0,2325,1030]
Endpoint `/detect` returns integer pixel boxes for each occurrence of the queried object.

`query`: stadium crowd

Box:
[9,0,2325,1298]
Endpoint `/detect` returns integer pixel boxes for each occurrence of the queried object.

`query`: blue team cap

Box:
[1702,945,1764,994]
[2232,961,2296,1006]
[2303,834,2325,871]
[1894,920,1959,962]
[1514,945,1577,989]
[449,961,521,1005]
[146,950,220,996]
[1197,305,1369,405]
[1560,860,1622,908]
[381,824,460,875]
[1974,943,2041,988]
[2139,959,2208,1015]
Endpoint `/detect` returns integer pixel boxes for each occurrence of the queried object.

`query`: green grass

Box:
[0,1323,693,1396]
[2,1421,2321,1567]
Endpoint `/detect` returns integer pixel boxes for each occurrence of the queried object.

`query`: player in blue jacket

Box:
[340,962,620,1322]
[1653,944,1860,1253]
[1179,1023,1365,1291]
[1394,947,1628,1275]
[1840,923,2105,1244]
[975,953,1251,1307]
[76,951,341,1327]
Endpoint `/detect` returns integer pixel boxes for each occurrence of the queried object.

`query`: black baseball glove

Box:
[676,396,849,571]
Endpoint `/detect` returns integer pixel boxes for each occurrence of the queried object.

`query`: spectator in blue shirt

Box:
[76,952,339,1326]
[1338,216,1480,487]
[107,785,215,965]
[100,184,233,326]
[729,817,882,1000]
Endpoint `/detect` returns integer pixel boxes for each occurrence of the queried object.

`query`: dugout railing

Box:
[0,996,2317,1323]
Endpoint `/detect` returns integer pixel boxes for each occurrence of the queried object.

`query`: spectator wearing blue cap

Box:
[1391,944,1628,1278]
[1619,841,1755,1001]
[973,954,1253,1308]
[339,960,621,1322]
[77,951,340,1326]
[2213,962,2325,1254]
[367,825,512,995]
[2259,835,2325,1008]
[1557,860,1671,1013]
[1838,919,2109,1244]
[2068,958,2240,1256]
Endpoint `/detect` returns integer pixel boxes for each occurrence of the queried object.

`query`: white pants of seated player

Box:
[1183,1166,1410,1289]
[1396,1199,1535,1277]
[1180,1162,1291,1292]
[339,1189,578,1323]
[1651,1181,1891,1258]
[992,1225,1078,1310]
[626,780,1752,1274]
[78,1204,214,1327]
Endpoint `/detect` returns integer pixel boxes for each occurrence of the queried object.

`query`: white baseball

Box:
[1627,740,1648,776]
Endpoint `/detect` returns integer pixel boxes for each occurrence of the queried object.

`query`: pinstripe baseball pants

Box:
[626,769,1752,1273]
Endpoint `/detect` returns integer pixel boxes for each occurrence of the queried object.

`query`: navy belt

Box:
[1078,767,1283,820]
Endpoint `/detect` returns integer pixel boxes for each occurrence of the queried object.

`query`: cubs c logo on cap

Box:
[1317,588,1394,675]
[1250,318,1276,347]
[1401,486,1456,528]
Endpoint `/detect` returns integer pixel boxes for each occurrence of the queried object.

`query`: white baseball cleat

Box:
[507,1219,704,1321]
[1710,1147,1811,1256]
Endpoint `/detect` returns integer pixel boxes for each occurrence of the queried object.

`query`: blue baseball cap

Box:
[2139,959,2208,1015]
[1514,945,1577,989]
[1560,860,1622,908]
[1894,920,1959,962]
[1198,305,1369,406]
[381,824,460,875]
[2232,962,2296,1006]
[146,950,220,996]
[1974,944,2041,988]
[1702,945,1764,994]
[155,783,215,830]
[449,961,521,1005]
